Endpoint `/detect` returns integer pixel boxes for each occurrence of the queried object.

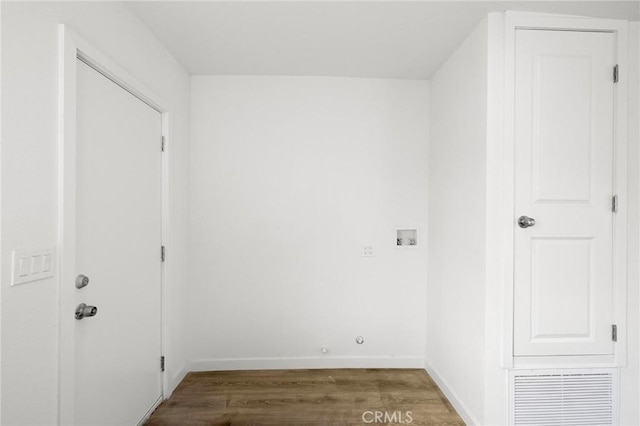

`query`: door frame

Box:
[494,12,629,369]
[57,25,171,425]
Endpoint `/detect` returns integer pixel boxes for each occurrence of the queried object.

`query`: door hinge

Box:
[161,136,166,152]
[613,65,619,83]
[161,356,165,372]
[612,324,617,342]
[612,195,618,213]
[161,246,166,262]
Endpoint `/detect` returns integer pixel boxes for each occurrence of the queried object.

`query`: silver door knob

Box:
[75,303,98,320]
[518,215,536,228]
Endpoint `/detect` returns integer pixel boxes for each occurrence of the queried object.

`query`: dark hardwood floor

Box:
[145,368,465,425]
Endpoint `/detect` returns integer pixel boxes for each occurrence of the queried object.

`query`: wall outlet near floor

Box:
[361,244,374,257]
[11,247,56,286]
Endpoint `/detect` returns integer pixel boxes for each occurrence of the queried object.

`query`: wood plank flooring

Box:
[145,369,464,425]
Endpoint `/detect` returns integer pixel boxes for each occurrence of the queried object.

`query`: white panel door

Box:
[513,30,615,356]
[75,60,162,424]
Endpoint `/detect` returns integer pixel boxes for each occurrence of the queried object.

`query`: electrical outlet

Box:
[361,244,374,257]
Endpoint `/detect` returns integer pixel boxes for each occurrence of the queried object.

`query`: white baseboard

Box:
[425,362,479,426]
[190,356,425,372]
[165,362,189,398]
[137,396,163,426]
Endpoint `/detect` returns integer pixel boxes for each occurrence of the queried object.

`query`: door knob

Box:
[518,215,536,228]
[75,303,98,320]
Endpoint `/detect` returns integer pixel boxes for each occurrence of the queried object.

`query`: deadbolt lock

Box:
[76,274,90,289]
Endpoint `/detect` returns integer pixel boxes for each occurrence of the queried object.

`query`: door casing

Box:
[57,25,171,425]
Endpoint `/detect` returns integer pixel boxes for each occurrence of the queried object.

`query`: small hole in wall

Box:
[396,229,417,246]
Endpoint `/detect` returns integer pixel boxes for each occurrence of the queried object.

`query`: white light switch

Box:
[18,258,31,276]
[31,255,43,274]
[42,254,52,272]
[11,247,56,286]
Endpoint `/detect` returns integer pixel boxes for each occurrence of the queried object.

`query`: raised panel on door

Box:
[513,29,615,357]
[75,59,163,425]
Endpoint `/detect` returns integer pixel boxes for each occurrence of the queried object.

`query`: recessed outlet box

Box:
[11,247,56,286]
[396,229,417,247]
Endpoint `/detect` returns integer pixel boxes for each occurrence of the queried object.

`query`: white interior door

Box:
[513,30,616,357]
[75,59,163,425]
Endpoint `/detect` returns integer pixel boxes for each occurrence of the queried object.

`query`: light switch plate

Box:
[11,247,56,286]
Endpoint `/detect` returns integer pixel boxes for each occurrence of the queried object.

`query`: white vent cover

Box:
[510,369,618,425]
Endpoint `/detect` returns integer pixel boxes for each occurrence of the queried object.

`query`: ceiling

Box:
[128,1,640,80]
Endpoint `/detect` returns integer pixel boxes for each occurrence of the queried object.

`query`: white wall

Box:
[620,21,640,426]
[1,3,190,424]
[484,12,509,426]
[430,14,640,426]
[426,18,488,425]
[189,76,428,370]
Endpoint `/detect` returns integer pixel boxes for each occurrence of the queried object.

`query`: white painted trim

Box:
[499,12,630,369]
[57,25,78,425]
[160,111,172,399]
[57,24,172,423]
[190,357,425,372]
[635,22,640,426]
[137,396,163,426]
[70,35,169,112]
[167,362,189,399]
[505,11,631,33]
[611,21,630,368]
[76,52,163,114]
[0,1,4,421]
[512,354,617,369]
[424,364,478,426]
[485,11,509,370]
